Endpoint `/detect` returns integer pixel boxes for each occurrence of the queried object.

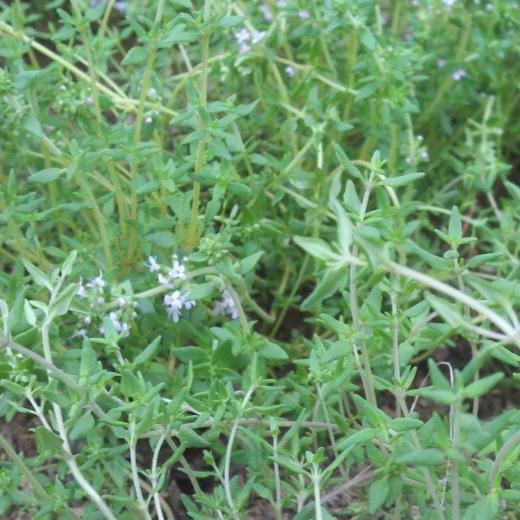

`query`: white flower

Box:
[147,87,157,97]
[260,4,273,21]
[420,149,429,161]
[158,273,173,289]
[298,9,310,19]
[117,297,126,307]
[235,27,265,54]
[213,290,239,320]
[146,256,161,273]
[77,278,87,298]
[144,115,153,124]
[436,58,447,68]
[442,0,456,7]
[73,328,87,338]
[109,312,122,332]
[235,28,250,44]
[169,255,187,280]
[87,271,106,292]
[85,96,94,106]
[285,65,295,77]
[452,68,467,81]
[164,291,195,322]
[97,296,105,305]
[114,1,127,13]
[84,316,92,326]
[164,291,185,322]
[251,31,266,44]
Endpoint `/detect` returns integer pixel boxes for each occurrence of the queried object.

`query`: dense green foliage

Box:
[1,0,520,518]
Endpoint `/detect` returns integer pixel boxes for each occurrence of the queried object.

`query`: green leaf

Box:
[301,267,346,311]
[184,282,214,301]
[239,252,263,275]
[293,236,336,262]
[337,429,377,450]
[368,477,389,514]
[1,380,26,395]
[466,253,502,269]
[22,259,53,291]
[448,206,462,240]
[333,143,361,179]
[50,284,77,317]
[178,426,209,448]
[24,299,37,326]
[408,387,455,405]
[146,232,176,248]
[381,172,424,188]
[425,293,466,329]
[218,15,245,29]
[158,24,197,47]
[35,426,63,455]
[343,180,362,213]
[428,359,452,391]
[390,418,423,432]
[122,46,147,66]
[463,373,504,399]
[396,448,444,466]
[463,494,499,520]
[330,200,353,254]
[170,0,193,7]
[29,168,65,184]
[260,341,288,361]
[133,336,162,366]
[61,250,78,278]
[69,412,95,440]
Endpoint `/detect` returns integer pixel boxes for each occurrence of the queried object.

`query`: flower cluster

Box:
[148,254,188,288]
[74,271,135,340]
[213,290,239,320]
[164,291,196,322]
[452,68,467,81]
[235,27,266,54]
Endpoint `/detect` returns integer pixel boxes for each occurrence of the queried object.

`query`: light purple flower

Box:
[77,278,87,298]
[213,290,239,320]
[260,4,273,22]
[298,10,310,19]
[437,58,447,68]
[285,65,295,77]
[442,0,457,7]
[87,271,106,292]
[169,255,187,280]
[146,256,161,273]
[164,290,194,322]
[114,1,127,13]
[452,68,467,81]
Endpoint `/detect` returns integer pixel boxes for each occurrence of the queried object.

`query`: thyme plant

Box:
[0,1,519,519]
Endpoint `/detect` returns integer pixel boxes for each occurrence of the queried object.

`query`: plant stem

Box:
[186,0,212,249]
[386,261,518,342]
